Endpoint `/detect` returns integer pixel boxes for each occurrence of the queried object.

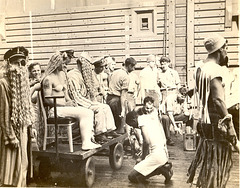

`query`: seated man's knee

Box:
[162,114,168,120]
[85,108,94,117]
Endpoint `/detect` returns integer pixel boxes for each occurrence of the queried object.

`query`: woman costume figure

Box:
[41,52,101,150]
[187,34,239,188]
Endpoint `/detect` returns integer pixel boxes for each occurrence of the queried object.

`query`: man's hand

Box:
[65,100,75,106]
[32,128,37,138]
[174,125,183,135]
[9,138,19,149]
[120,110,126,118]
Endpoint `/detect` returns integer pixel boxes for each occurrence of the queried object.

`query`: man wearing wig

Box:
[0,46,33,187]
[41,52,101,150]
[67,52,119,143]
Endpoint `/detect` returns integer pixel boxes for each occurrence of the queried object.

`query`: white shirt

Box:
[138,108,166,149]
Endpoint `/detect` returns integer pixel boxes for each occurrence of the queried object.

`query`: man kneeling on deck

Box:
[128,96,173,184]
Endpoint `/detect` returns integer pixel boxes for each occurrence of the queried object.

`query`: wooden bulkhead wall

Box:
[0,0,239,88]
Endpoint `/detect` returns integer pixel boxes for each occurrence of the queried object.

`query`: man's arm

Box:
[140,125,150,145]
[120,89,128,117]
[211,77,239,151]
[210,77,228,118]
[167,111,177,128]
[167,111,182,134]
[42,77,54,107]
[30,82,41,104]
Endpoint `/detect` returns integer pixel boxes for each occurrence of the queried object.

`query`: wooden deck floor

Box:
[30,134,239,187]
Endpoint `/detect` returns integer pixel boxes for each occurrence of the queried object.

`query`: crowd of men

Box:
[0,33,239,187]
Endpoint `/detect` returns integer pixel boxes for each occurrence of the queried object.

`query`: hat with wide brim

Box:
[4,46,29,61]
[204,33,226,54]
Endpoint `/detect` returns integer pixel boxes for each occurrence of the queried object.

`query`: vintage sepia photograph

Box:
[0,0,239,187]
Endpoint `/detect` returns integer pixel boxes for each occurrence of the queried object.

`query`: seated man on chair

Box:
[67,52,119,144]
[161,86,193,146]
[41,52,101,150]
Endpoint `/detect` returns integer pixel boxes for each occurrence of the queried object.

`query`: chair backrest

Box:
[38,91,48,129]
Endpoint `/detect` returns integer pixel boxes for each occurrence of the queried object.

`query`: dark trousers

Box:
[106,94,121,129]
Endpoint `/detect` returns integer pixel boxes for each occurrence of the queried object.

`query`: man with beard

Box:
[0,46,33,187]
[187,33,239,188]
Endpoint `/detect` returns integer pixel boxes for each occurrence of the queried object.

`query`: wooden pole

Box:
[168,0,176,67]
[187,0,195,89]
[29,11,34,64]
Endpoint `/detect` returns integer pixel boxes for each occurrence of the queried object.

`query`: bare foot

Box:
[82,142,101,150]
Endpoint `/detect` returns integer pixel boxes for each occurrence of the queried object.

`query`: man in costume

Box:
[67,52,118,143]
[41,52,101,150]
[0,46,33,187]
[187,33,239,188]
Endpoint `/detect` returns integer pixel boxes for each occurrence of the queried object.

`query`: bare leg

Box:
[55,106,101,150]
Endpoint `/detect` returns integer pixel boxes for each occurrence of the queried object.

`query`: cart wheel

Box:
[33,159,40,181]
[109,142,124,170]
[38,157,51,179]
[80,157,95,187]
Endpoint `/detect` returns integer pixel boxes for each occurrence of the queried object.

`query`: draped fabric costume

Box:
[67,68,116,135]
[187,61,233,188]
[0,65,32,187]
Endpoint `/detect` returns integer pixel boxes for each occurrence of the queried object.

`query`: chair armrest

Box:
[45,95,64,99]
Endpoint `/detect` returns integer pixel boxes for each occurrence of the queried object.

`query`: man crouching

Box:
[128,96,173,184]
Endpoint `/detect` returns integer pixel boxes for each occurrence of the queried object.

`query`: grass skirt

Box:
[187,138,232,188]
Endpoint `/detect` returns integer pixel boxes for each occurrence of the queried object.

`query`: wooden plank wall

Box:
[175,0,187,85]
[0,1,171,72]
[128,4,167,68]
[1,6,128,70]
[194,0,239,67]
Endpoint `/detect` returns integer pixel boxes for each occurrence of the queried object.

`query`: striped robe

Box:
[187,61,233,188]
[0,77,28,187]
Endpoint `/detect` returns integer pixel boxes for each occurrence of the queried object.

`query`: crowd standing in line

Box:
[0,32,239,187]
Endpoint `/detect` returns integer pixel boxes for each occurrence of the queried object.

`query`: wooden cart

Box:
[33,95,127,187]
[32,133,127,187]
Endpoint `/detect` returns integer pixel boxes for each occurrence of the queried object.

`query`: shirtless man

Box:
[42,52,100,150]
